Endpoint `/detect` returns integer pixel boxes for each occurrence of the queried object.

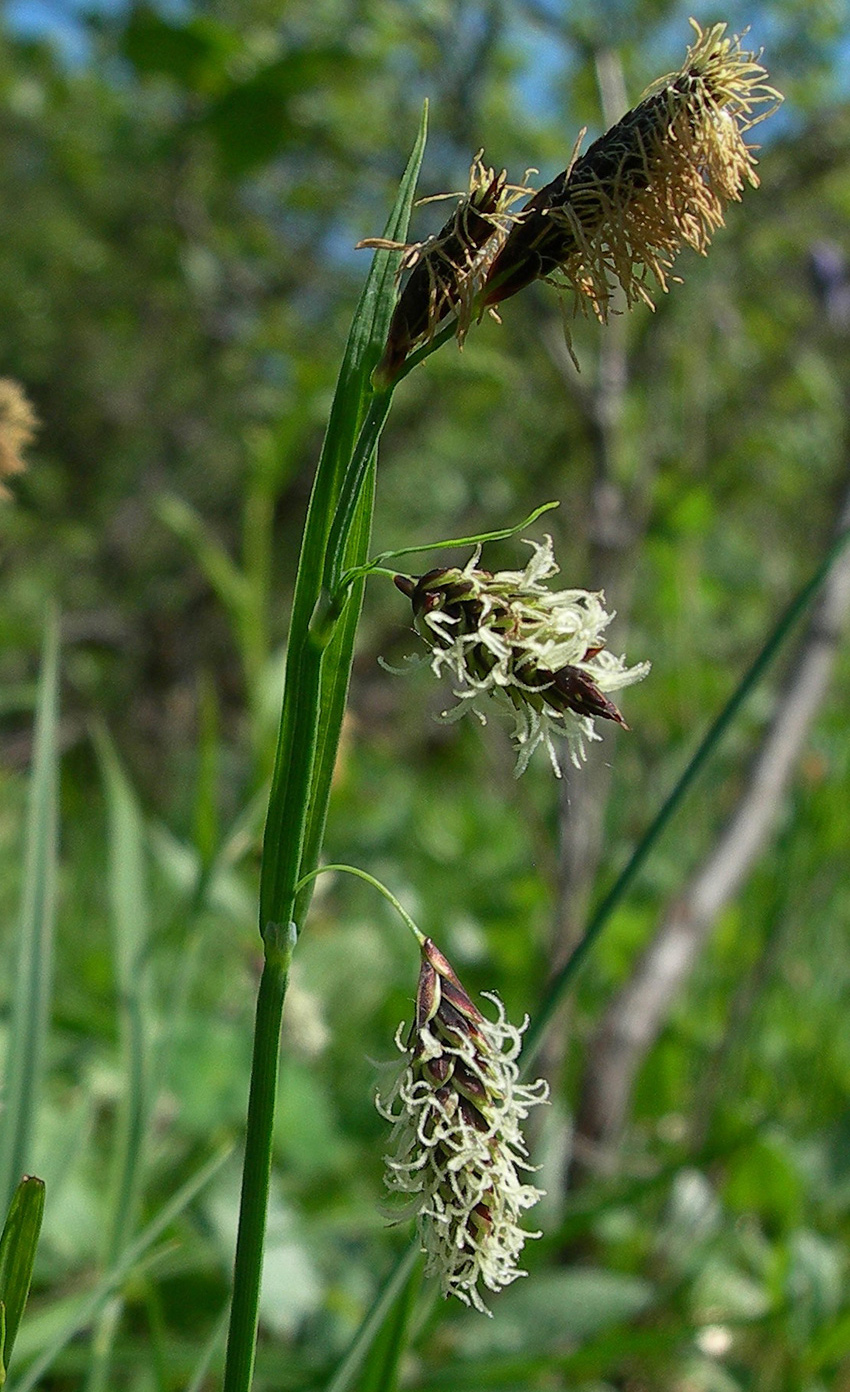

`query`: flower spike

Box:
[377,937,548,1313]
[360,154,532,387]
[482,19,782,317]
[0,378,37,499]
[395,536,649,776]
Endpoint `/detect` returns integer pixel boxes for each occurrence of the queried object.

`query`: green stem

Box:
[222,109,430,1389]
[338,500,560,593]
[259,639,325,933]
[223,927,294,1392]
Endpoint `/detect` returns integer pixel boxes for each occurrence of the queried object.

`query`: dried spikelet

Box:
[483,19,782,318]
[360,155,531,388]
[0,378,38,498]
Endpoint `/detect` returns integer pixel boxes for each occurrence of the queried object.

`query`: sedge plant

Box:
[223,21,784,1388]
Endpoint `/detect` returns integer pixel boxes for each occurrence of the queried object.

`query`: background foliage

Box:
[1,1,849,1388]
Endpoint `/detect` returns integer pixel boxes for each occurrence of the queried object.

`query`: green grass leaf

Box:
[0,610,59,1213]
[156,493,250,625]
[94,727,155,1262]
[295,105,430,918]
[11,1148,230,1391]
[0,1175,45,1380]
[324,1245,422,1392]
[523,524,850,1067]
[224,109,429,1392]
[84,730,157,1392]
[261,102,429,932]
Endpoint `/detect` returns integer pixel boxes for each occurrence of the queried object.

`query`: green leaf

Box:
[156,494,250,624]
[185,1305,229,1392]
[353,1251,421,1392]
[324,1245,422,1392]
[12,1148,229,1392]
[224,110,429,1392]
[86,730,156,1391]
[294,104,430,916]
[0,1175,45,1379]
[0,610,59,1213]
[261,103,428,931]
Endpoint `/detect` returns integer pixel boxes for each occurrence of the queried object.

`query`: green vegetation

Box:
[1,2,850,1389]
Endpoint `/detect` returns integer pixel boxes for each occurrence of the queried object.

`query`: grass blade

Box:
[156,494,250,623]
[224,110,429,1392]
[523,524,850,1066]
[352,1251,421,1392]
[0,610,59,1212]
[263,101,429,932]
[84,729,156,1392]
[185,1305,229,1392]
[324,1245,422,1392]
[11,1148,230,1392]
[0,1176,45,1379]
[94,727,154,1261]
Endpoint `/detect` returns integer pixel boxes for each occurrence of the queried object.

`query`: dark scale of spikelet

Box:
[373,166,509,385]
[360,155,534,387]
[396,564,630,734]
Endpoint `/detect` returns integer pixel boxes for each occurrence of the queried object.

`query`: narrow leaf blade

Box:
[0,1176,45,1375]
[295,107,430,910]
[0,610,59,1211]
[261,106,428,929]
[324,1245,422,1392]
[11,1149,230,1391]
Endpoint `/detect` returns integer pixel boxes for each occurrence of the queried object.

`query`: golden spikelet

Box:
[0,378,38,498]
[482,19,782,318]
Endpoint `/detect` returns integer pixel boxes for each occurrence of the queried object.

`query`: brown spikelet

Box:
[483,20,781,317]
[0,379,38,498]
[360,155,531,388]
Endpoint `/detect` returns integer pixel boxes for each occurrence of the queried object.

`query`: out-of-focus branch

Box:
[569,481,850,1183]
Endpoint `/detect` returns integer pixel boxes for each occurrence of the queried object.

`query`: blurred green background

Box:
[2,0,850,1387]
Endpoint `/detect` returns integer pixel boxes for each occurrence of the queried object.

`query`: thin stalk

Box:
[522,525,850,1067]
[225,633,320,1387]
[223,940,293,1392]
[296,863,425,946]
[223,111,429,1391]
